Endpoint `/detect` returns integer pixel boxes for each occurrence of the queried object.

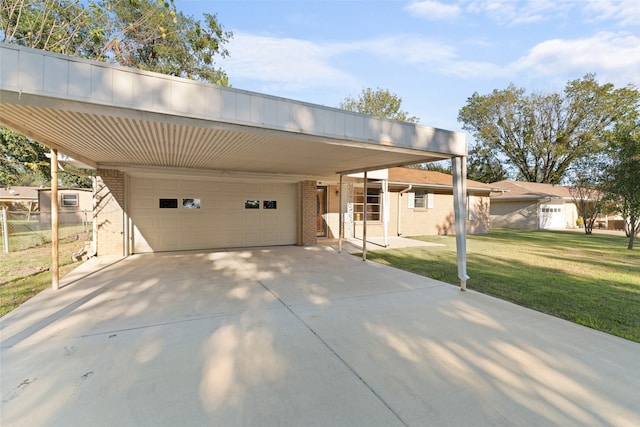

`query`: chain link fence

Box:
[1,208,93,253]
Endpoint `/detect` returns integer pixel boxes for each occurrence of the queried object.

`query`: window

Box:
[61,193,78,207]
[159,198,178,208]
[245,200,260,209]
[182,198,200,209]
[354,188,381,221]
[409,190,433,209]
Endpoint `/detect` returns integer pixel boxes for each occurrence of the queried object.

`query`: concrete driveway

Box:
[2,245,639,426]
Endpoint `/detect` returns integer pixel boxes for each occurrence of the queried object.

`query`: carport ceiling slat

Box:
[2,104,445,176]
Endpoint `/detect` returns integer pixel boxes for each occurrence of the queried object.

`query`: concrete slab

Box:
[2,245,639,426]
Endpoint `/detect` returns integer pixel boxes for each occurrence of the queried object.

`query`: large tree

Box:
[339,88,419,123]
[466,145,508,183]
[458,75,639,184]
[604,119,640,249]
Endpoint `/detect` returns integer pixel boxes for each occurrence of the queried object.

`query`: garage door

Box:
[130,178,298,252]
[539,204,565,229]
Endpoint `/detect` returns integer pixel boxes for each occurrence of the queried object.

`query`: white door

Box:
[539,204,565,229]
[129,178,297,253]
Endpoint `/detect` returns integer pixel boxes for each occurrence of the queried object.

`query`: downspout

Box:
[397,185,412,236]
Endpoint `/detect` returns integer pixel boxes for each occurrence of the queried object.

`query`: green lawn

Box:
[364,229,640,342]
[0,237,85,316]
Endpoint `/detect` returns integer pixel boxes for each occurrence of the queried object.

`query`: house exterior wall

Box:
[96,169,125,256]
[490,200,538,229]
[325,186,490,238]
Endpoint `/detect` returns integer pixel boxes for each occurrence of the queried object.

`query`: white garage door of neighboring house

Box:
[539,204,565,229]
[130,178,297,253]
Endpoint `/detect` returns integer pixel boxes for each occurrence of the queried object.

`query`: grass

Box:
[0,236,86,317]
[364,229,640,342]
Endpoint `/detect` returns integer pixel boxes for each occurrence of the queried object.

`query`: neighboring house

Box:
[490,181,580,230]
[38,188,93,225]
[0,186,39,214]
[318,168,495,241]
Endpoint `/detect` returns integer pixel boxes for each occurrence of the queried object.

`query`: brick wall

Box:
[95,169,125,256]
[300,180,317,245]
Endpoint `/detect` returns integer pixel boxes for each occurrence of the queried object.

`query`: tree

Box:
[1,128,93,187]
[466,145,508,183]
[604,119,640,249]
[458,75,639,184]
[339,88,419,123]
[567,155,607,235]
[0,128,50,186]
[1,0,232,84]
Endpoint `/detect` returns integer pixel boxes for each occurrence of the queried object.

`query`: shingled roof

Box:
[490,181,573,200]
[388,167,493,191]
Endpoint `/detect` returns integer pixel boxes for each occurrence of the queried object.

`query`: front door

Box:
[317,186,328,237]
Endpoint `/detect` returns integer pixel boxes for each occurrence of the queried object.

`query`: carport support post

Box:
[452,156,469,291]
[338,174,343,253]
[51,148,60,290]
[362,171,367,261]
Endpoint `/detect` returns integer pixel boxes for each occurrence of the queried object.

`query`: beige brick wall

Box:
[300,180,317,245]
[325,187,491,237]
[96,169,125,256]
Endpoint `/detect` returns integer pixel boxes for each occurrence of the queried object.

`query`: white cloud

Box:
[219,32,358,91]
[405,1,462,20]
[220,32,459,91]
[583,0,640,27]
[463,0,573,25]
[510,31,640,86]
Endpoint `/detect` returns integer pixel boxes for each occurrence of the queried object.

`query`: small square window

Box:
[245,200,260,209]
[263,200,277,209]
[159,198,178,208]
[61,193,78,207]
[182,198,200,209]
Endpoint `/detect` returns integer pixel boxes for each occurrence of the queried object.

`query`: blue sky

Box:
[177,0,639,135]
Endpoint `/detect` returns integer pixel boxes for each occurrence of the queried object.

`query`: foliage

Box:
[567,154,607,235]
[405,160,451,173]
[1,128,92,187]
[364,229,640,342]
[340,88,419,123]
[466,144,508,183]
[604,118,640,249]
[458,74,639,184]
[0,128,49,186]
[1,0,232,84]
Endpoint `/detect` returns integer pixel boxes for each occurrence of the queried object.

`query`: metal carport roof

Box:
[0,43,466,179]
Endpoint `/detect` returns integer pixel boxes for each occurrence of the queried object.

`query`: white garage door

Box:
[130,178,298,253]
[539,204,565,229]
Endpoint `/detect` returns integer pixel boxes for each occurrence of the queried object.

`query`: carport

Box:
[0,42,468,289]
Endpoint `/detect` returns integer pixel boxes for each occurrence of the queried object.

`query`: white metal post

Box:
[452,156,469,291]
